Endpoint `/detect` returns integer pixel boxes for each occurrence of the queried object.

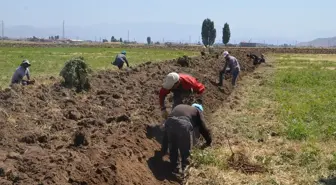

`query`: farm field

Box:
[186,53,336,185]
[0,46,335,185]
[0,47,198,88]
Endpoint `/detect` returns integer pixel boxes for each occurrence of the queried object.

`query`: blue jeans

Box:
[231,69,240,86]
[219,68,239,86]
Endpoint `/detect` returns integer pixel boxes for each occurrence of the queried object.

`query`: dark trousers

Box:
[219,68,239,86]
[165,116,194,170]
[253,58,259,65]
[232,69,240,86]
[171,89,192,109]
[112,58,124,69]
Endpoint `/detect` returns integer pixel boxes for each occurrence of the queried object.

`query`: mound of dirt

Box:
[0,52,256,184]
[176,55,192,67]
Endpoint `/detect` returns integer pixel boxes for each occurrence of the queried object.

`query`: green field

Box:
[0,47,198,88]
[187,54,336,185]
[273,54,336,141]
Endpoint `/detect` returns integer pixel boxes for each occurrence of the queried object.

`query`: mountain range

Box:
[297,37,336,47]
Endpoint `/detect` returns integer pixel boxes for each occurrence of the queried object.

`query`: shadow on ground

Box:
[319,177,336,185]
[147,150,182,184]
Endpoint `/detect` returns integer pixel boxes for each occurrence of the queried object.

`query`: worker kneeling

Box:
[160,104,212,174]
[10,59,35,86]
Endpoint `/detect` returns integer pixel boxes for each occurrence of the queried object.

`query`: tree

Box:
[201,18,216,47]
[102,39,108,43]
[147,36,151,45]
[222,22,231,45]
[111,36,115,42]
[119,38,123,42]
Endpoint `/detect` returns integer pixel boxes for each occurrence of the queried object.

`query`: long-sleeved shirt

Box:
[113,53,129,67]
[11,66,30,84]
[161,104,212,153]
[223,56,240,74]
[159,74,205,110]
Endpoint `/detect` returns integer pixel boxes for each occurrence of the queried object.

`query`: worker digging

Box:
[10,59,35,86]
[218,51,241,88]
[246,53,266,65]
[112,50,129,70]
[159,72,205,119]
[160,103,212,175]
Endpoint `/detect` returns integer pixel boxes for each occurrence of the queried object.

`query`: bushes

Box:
[60,56,91,92]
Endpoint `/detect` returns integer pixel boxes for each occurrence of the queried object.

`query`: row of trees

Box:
[111,36,123,42]
[110,35,153,44]
[201,18,231,47]
[48,35,60,40]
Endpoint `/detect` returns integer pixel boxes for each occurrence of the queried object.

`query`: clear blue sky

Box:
[1,0,336,43]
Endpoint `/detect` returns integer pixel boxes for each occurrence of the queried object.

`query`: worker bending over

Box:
[246,53,260,65]
[160,104,212,174]
[112,51,129,69]
[219,51,241,88]
[159,72,205,119]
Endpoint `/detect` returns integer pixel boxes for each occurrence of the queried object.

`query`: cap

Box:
[21,59,31,66]
[162,72,179,89]
[223,51,229,57]
[192,103,204,112]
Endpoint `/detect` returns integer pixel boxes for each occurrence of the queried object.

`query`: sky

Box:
[1,0,336,44]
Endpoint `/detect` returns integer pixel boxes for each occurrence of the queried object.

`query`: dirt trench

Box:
[0,51,256,185]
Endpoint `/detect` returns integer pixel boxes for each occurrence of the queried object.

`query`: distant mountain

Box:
[297,37,336,47]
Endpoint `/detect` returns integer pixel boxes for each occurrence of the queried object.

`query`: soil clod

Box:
[73,131,88,147]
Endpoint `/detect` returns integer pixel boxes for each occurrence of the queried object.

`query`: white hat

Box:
[162,72,180,89]
[21,59,31,66]
[223,51,229,57]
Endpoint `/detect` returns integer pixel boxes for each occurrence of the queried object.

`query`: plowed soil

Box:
[0,51,256,185]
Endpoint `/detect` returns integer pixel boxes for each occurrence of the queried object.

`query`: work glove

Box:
[161,109,168,119]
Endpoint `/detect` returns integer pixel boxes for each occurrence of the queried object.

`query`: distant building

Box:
[239,42,269,47]
[69,39,84,43]
[239,42,257,47]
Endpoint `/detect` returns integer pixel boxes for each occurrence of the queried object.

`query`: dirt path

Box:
[185,61,278,185]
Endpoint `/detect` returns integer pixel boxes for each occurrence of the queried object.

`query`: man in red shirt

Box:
[159,72,205,118]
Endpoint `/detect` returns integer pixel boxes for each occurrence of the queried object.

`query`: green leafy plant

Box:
[60,56,92,92]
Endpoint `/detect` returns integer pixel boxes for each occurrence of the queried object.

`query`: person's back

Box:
[169,104,197,123]
[116,53,126,60]
[113,52,129,69]
[168,104,211,140]
[11,66,29,84]
[226,56,240,71]
[161,104,211,173]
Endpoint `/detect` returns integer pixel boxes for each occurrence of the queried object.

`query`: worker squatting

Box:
[9,50,265,176]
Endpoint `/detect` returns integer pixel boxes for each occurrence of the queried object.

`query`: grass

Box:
[0,47,198,88]
[186,54,336,185]
[272,54,336,140]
